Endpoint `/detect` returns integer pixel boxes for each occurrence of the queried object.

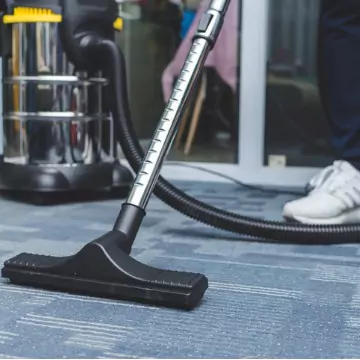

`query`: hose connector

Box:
[58,0,118,71]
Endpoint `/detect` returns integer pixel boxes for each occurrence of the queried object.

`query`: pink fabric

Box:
[161,0,238,102]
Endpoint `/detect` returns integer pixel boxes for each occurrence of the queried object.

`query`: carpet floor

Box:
[0,181,359,358]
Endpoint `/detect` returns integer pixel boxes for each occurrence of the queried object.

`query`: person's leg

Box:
[283,0,360,224]
[319,0,360,167]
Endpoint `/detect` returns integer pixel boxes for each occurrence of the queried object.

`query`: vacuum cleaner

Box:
[2,0,360,310]
[0,0,133,203]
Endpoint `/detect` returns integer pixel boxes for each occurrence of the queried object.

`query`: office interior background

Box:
[116,0,331,185]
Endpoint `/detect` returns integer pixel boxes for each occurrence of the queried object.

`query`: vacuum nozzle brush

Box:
[1,230,208,309]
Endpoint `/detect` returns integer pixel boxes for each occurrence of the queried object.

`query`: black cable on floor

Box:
[165,161,306,196]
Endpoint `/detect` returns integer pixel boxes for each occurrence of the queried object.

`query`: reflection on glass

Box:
[264,0,333,168]
[116,0,240,163]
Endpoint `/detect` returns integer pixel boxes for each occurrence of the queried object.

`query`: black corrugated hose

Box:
[99,38,360,244]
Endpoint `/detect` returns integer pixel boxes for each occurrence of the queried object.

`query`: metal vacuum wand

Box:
[126,0,230,209]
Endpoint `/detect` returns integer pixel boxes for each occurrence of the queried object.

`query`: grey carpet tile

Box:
[0,181,359,358]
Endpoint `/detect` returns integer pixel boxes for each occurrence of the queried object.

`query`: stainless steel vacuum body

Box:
[3,21,108,166]
[0,5,133,201]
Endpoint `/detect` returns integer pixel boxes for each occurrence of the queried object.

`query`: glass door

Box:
[237,0,329,187]
[264,0,332,169]
[116,0,244,182]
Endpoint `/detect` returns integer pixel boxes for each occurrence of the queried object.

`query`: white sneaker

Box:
[283,161,360,224]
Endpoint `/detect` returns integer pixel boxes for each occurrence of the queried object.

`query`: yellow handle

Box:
[3,7,123,31]
[3,7,62,23]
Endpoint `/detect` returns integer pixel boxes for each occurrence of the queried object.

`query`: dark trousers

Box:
[318,0,360,168]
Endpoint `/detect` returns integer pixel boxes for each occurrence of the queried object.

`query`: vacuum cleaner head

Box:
[1,230,208,309]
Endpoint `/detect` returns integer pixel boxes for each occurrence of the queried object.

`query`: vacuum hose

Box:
[97,38,360,244]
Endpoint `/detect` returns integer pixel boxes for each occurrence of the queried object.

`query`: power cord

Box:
[165,161,306,196]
